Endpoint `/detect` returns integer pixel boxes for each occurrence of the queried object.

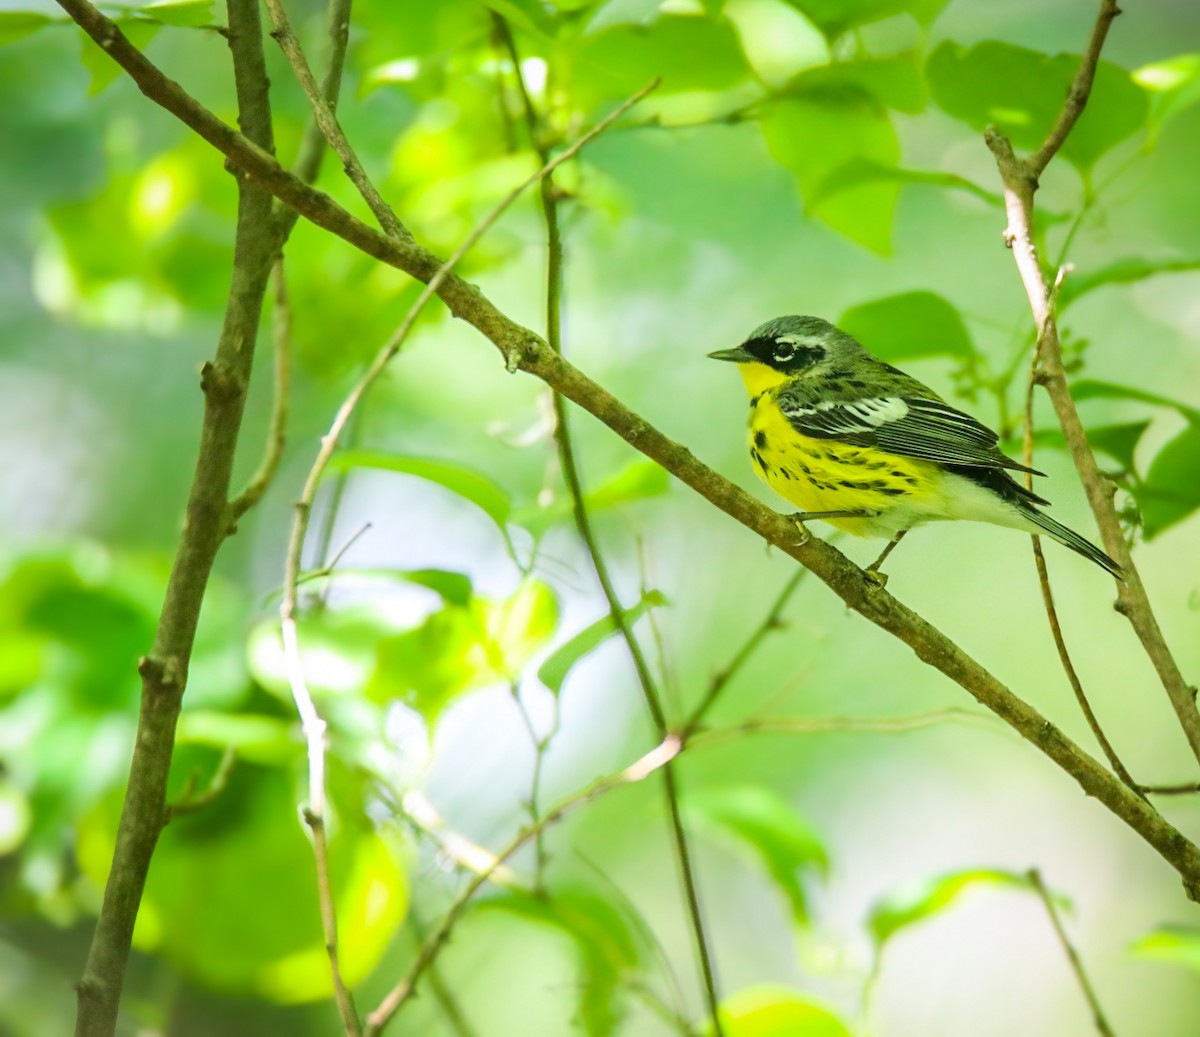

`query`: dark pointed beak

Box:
[707,346,753,363]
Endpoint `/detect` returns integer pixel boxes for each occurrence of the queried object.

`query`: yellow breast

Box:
[746,390,935,537]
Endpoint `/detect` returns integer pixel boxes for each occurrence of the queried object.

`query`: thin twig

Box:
[1139,782,1200,796]
[280,616,360,1037]
[407,909,482,1037]
[687,707,988,751]
[508,681,554,886]
[288,0,352,190]
[364,736,684,1036]
[984,0,1200,769]
[1027,869,1118,1037]
[263,0,410,240]
[682,568,807,738]
[57,0,1200,906]
[308,810,362,1036]
[496,19,724,1031]
[165,747,237,819]
[1027,0,1123,178]
[1021,269,1138,792]
[230,257,293,519]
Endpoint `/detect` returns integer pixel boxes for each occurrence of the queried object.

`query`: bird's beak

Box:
[707,346,753,363]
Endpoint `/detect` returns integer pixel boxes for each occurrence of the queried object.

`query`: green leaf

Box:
[712,986,853,1037]
[330,450,512,531]
[248,609,392,700]
[1086,422,1152,474]
[760,93,899,253]
[781,0,947,40]
[392,568,474,607]
[77,766,407,999]
[1058,256,1200,309]
[685,786,827,924]
[567,15,750,107]
[537,590,667,696]
[1131,926,1200,972]
[486,0,559,38]
[1133,54,1200,140]
[1139,421,1200,538]
[370,579,558,721]
[140,0,216,27]
[513,459,669,534]
[81,21,160,95]
[1032,422,1150,475]
[868,868,1041,947]
[1070,379,1200,421]
[784,55,926,113]
[479,888,642,1036]
[176,712,299,766]
[927,41,1148,170]
[838,291,973,360]
[0,12,51,46]
[809,157,1005,210]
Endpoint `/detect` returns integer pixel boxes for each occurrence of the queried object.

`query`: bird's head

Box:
[709,315,863,396]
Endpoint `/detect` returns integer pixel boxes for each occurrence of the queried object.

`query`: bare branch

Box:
[683,568,808,738]
[230,258,293,519]
[73,2,282,1032]
[983,1,1200,768]
[1028,869,1118,1037]
[262,0,410,240]
[1021,270,1139,791]
[1028,0,1123,178]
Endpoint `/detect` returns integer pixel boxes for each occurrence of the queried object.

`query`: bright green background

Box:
[3,0,1200,1034]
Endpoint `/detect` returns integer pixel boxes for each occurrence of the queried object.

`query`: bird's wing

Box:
[778,394,1041,475]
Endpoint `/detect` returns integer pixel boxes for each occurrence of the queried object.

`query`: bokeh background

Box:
[2,0,1200,1034]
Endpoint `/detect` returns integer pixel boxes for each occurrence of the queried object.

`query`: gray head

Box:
[708,315,866,377]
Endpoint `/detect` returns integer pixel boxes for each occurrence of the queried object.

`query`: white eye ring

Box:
[773,342,796,363]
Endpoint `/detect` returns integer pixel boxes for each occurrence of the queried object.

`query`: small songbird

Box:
[709,315,1122,578]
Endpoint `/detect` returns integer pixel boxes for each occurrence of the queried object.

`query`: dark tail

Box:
[1022,506,1124,579]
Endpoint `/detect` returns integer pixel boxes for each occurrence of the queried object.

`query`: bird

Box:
[709,314,1123,579]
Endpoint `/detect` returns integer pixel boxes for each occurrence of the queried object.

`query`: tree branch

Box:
[262,0,409,240]
[229,257,292,519]
[73,2,280,1034]
[983,0,1200,767]
[1027,0,1123,178]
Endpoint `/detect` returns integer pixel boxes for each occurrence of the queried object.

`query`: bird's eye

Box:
[773,342,796,364]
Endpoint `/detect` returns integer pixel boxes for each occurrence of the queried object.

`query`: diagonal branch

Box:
[57,0,1200,906]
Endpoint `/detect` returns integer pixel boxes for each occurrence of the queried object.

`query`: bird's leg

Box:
[864,530,908,587]
[787,510,879,549]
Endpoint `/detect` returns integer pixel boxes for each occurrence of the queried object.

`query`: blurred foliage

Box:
[3,0,1200,1034]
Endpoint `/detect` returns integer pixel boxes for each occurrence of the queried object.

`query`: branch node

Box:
[199,360,243,401]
